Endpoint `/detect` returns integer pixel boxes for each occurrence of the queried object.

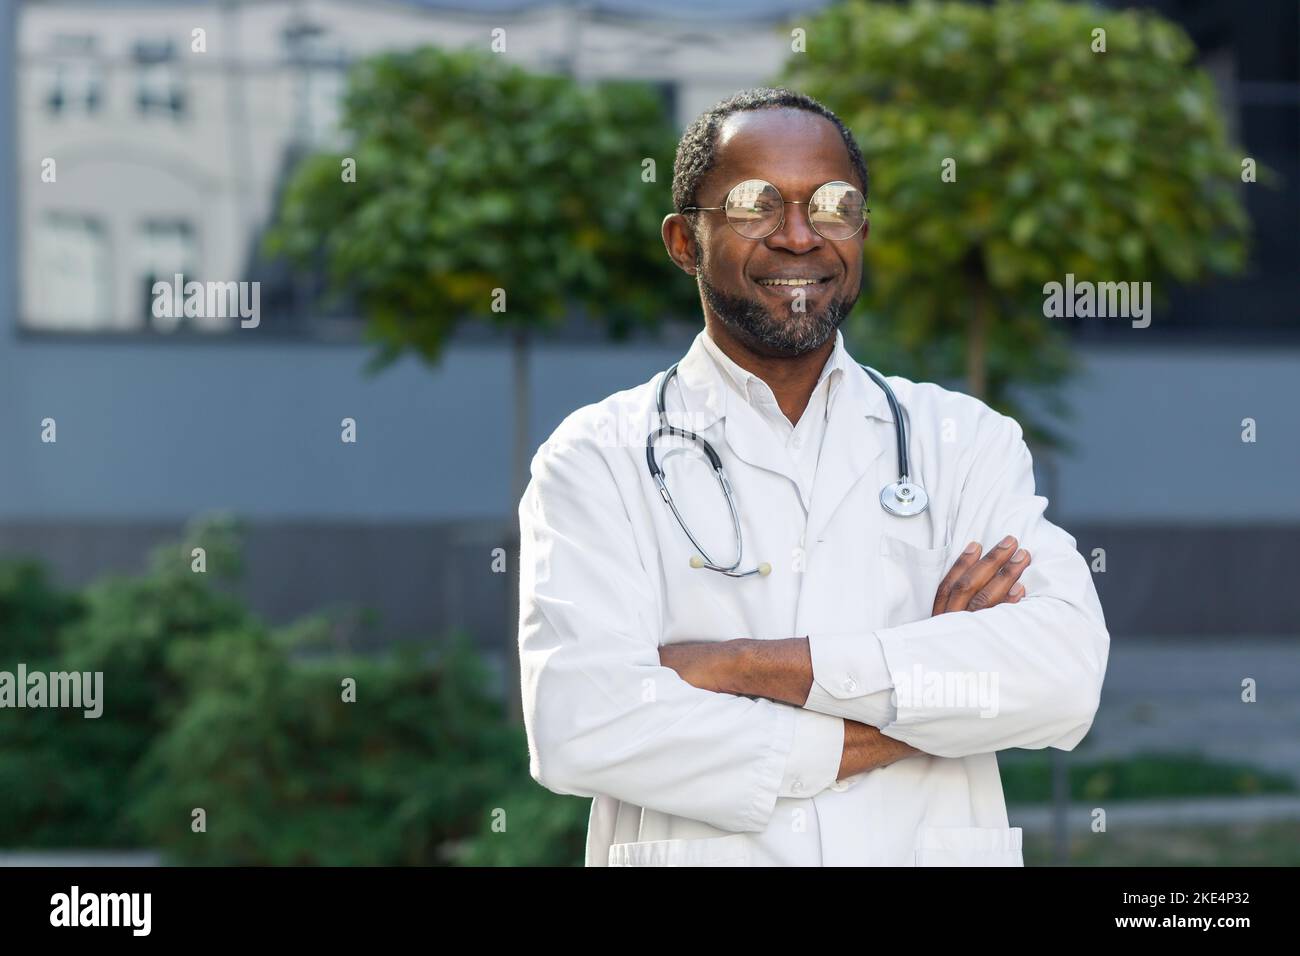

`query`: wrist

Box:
[745,637,810,707]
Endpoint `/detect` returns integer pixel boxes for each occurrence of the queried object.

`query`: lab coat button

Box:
[843,677,858,693]
[791,778,804,793]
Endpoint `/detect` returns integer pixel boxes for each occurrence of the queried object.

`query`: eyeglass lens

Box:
[722,179,866,240]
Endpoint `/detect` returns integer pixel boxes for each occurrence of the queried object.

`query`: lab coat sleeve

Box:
[518,422,845,832]
[804,631,898,728]
[842,408,1108,758]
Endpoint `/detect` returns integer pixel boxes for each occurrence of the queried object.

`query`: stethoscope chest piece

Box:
[881,479,929,517]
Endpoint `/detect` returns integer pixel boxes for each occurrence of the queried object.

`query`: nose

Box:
[765,202,823,254]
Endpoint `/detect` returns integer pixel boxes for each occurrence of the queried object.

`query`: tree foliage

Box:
[781,0,1255,447]
[266,47,695,370]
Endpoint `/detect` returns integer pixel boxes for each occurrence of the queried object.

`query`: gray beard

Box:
[696,250,858,357]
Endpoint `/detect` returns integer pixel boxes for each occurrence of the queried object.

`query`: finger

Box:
[946,535,1019,611]
[969,548,1031,610]
[932,541,983,615]
[1008,582,1026,603]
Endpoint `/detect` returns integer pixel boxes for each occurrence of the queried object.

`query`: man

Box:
[517,88,1109,866]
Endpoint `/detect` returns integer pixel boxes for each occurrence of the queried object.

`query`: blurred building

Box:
[14,0,820,332]
[0,0,1297,652]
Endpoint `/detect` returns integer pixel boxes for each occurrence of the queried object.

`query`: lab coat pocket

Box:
[879,534,949,625]
[913,826,1023,867]
[608,833,750,867]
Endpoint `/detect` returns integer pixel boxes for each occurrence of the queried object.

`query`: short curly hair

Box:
[671,87,869,215]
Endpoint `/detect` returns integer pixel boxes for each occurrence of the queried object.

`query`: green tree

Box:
[781,0,1257,448]
[265,48,692,713]
[267,47,689,366]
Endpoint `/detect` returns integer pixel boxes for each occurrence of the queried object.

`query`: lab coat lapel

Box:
[804,362,894,547]
[663,333,726,434]
[719,393,797,483]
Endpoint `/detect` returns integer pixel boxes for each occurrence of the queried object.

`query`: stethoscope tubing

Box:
[646,358,926,577]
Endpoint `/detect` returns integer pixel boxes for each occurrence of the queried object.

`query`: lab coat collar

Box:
[669,328,896,540]
[670,327,894,432]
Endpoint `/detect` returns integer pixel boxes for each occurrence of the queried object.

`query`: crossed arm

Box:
[659,536,1033,779]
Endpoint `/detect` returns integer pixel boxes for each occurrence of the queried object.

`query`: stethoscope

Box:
[645,362,928,578]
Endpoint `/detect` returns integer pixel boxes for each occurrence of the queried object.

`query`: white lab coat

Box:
[517,329,1109,866]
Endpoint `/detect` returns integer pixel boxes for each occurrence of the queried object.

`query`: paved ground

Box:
[0,851,163,866]
[1079,638,1300,783]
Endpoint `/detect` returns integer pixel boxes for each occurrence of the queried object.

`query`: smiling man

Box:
[517,88,1109,867]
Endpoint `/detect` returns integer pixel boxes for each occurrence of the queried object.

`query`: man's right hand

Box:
[931,535,1031,615]
[837,535,1033,782]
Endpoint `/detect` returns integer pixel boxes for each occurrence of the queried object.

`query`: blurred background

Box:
[0,0,1296,866]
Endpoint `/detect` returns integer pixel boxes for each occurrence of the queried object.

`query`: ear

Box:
[662,212,699,276]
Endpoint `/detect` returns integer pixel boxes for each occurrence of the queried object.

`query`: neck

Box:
[704,318,835,426]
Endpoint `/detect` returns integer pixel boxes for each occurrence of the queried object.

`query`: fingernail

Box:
[964,541,978,554]
[1011,548,1027,563]
[1010,583,1024,596]
[999,534,1015,548]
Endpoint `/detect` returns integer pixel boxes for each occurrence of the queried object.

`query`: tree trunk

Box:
[966,275,989,401]
[505,326,530,725]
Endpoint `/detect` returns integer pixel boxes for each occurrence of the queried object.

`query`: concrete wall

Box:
[3,333,1298,523]
[2,328,1298,640]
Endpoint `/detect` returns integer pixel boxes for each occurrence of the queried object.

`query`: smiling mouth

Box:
[755,277,831,287]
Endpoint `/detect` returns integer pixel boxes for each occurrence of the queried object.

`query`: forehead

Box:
[703,108,856,199]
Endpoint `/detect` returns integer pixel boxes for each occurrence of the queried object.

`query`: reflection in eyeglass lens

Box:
[723,179,864,239]
[724,180,782,234]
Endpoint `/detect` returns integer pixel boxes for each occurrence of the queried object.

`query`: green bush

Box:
[999,751,1296,803]
[129,618,535,865]
[0,516,589,863]
[0,560,91,846]
[450,781,591,867]
[0,519,252,847]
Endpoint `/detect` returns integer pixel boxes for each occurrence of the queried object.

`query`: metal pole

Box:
[0,0,17,346]
[1040,444,1071,864]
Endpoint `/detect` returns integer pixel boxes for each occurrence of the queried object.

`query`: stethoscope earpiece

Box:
[651,360,928,580]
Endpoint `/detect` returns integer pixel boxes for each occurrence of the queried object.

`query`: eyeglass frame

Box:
[681,179,870,241]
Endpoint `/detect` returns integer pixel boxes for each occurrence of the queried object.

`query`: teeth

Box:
[758,278,821,286]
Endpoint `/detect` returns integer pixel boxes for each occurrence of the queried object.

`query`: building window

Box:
[31,214,111,330]
[46,35,103,116]
[283,20,349,147]
[135,39,185,119]
[302,64,347,146]
[137,220,198,331]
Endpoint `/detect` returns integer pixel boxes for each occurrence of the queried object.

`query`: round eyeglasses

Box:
[683,179,868,241]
